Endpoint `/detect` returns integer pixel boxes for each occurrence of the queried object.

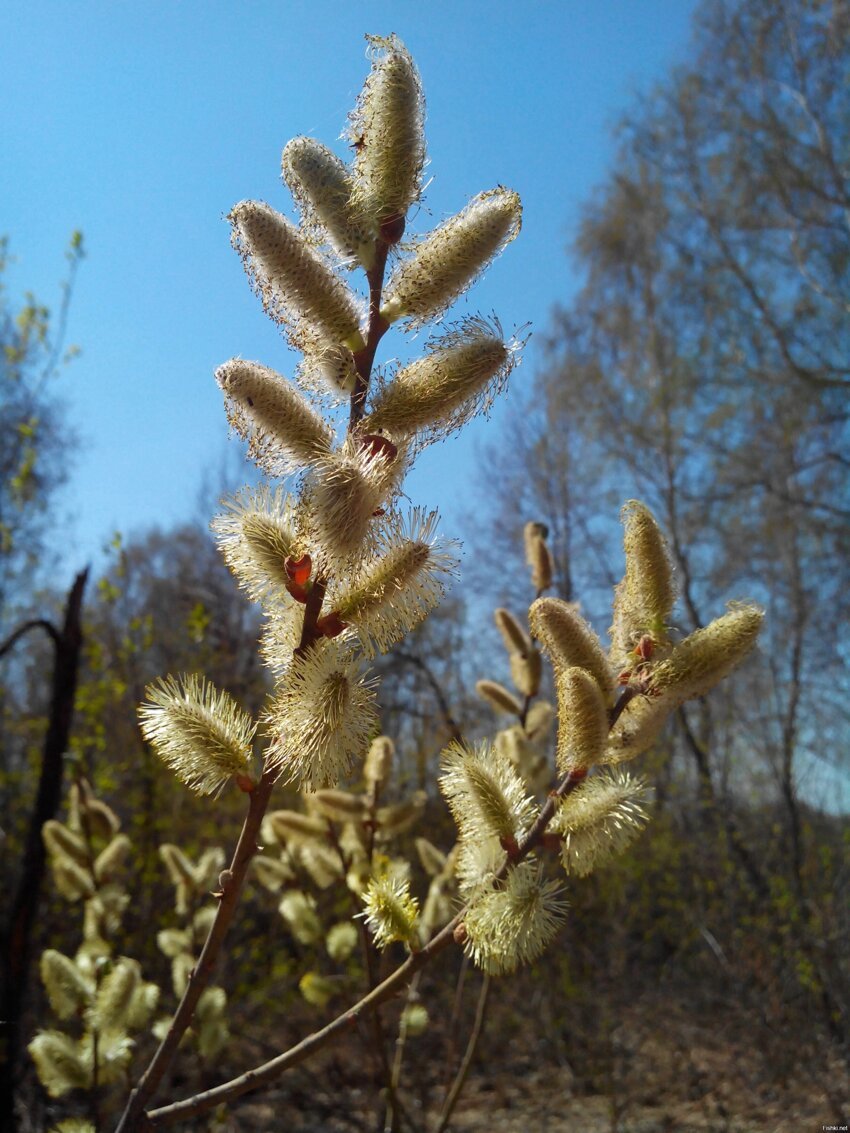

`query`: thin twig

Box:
[0,617,60,658]
[441,957,469,1092]
[434,974,491,1133]
[142,726,610,1128]
[114,771,277,1133]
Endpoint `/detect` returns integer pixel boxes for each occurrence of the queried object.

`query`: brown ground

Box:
[232,990,846,1133]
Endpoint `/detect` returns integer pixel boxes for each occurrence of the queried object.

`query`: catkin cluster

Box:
[441,512,762,973]
[32,32,767,1133]
[29,783,161,1100]
[137,33,524,798]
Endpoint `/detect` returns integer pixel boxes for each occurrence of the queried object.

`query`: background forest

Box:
[2,2,848,1131]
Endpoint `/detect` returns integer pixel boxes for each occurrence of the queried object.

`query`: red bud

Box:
[380,214,406,245]
[285,553,312,586]
[359,433,398,463]
[285,579,310,604]
[316,611,348,638]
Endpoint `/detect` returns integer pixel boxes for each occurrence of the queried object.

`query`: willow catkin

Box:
[365,317,517,442]
[282,136,375,265]
[350,34,426,226]
[229,199,364,349]
[381,188,522,327]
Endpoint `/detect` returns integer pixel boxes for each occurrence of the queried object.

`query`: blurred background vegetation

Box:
[2,1,848,1129]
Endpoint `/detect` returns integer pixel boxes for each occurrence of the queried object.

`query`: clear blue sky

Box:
[2,0,699,575]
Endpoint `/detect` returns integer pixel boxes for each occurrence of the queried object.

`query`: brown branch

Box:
[146,916,461,1125]
[116,573,336,1132]
[0,616,61,658]
[350,238,392,430]
[440,956,469,1094]
[387,969,424,1133]
[143,727,605,1128]
[114,770,277,1133]
[392,650,464,744]
[433,974,491,1133]
[0,567,88,1129]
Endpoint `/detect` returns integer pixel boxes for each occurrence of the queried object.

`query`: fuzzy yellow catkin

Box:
[193,847,226,889]
[529,597,615,702]
[125,982,161,1032]
[650,604,764,702]
[298,341,359,398]
[211,486,299,603]
[267,809,328,845]
[415,837,448,878]
[251,855,293,893]
[611,500,675,661]
[229,200,365,349]
[331,508,457,656]
[510,649,542,697]
[195,987,227,1027]
[554,666,610,774]
[81,798,121,839]
[350,34,425,225]
[381,188,522,327]
[309,789,368,823]
[51,860,96,902]
[299,972,338,1009]
[335,541,430,635]
[495,725,551,795]
[42,820,88,867]
[28,1030,93,1096]
[524,699,555,742]
[602,692,673,765]
[401,1003,429,1036]
[365,318,515,440]
[374,791,427,837]
[263,640,378,790]
[279,891,323,946]
[495,607,533,656]
[420,873,456,940]
[524,522,553,592]
[40,951,93,1020]
[282,136,375,266]
[89,959,141,1034]
[475,679,523,716]
[156,928,191,958]
[326,921,358,962]
[306,443,401,565]
[364,735,395,783]
[552,770,650,877]
[216,358,334,477]
[93,834,131,884]
[301,841,345,889]
[159,843,205,887]
[139,675,257,798]
[362,874,420,949]
[462,861,567,976]
[439,741,537,843]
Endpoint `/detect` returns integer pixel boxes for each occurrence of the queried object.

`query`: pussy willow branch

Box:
[113,771,277,1133]
[144,687,640,1127]
[116,235,393,1133]
[350,235,392,428]
[388,969,423,1129]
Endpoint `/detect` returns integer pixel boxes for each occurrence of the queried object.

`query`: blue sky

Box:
[2,0,698,576]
